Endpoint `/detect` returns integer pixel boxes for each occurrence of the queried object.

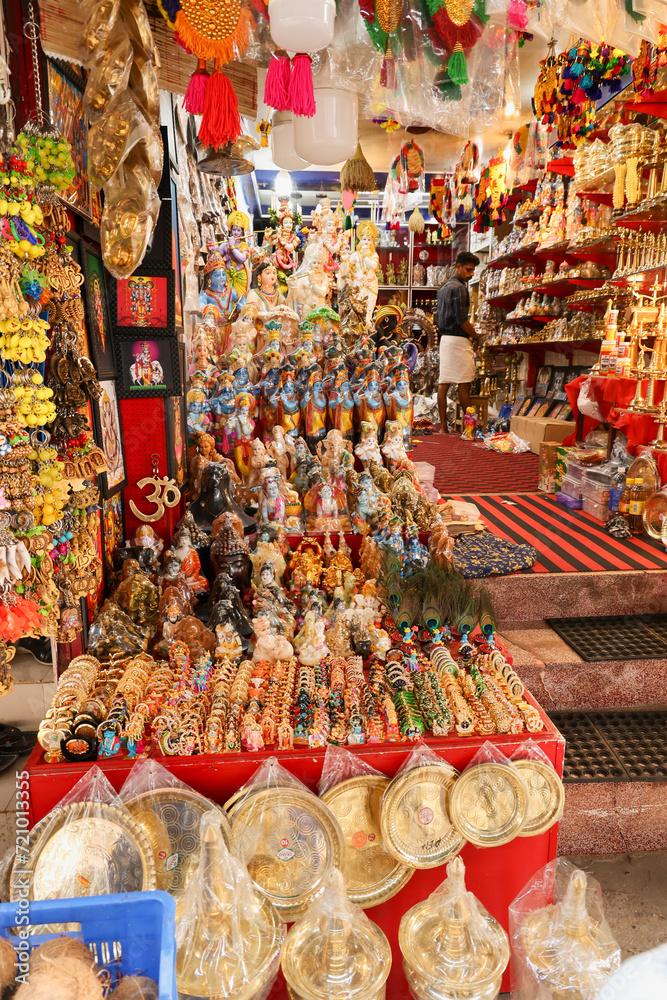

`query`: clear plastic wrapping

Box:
[175,810,283,1000]
[400,855,510,1000]
[318,743,383,796]
[82,17,133,122]
[281,867,392,1000]
[449,741,528,848]
[509,858,621,999]
[78,0,121,62]
[100,157,161,279]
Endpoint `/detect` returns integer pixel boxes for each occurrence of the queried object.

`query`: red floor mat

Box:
[412,433,539,494]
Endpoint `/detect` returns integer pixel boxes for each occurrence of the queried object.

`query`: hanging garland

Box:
[427,0,489,87]
[560,38,632,104]
[398,141,425,193]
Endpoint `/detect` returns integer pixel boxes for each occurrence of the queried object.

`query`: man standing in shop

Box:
[436,250,480,432]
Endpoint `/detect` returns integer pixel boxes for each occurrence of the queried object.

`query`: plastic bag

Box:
[100,157,160,279]
[88,90,156,188]
[228,757,345,919]
[509,858,621,999]
[400,855,509,1000]
[510,740,565,837]
[9,766,156,902]
[592,942,667,1000]
[83,17,133,122]
[484,431,530,453]
[318,743,383,796]
[78,0,121,62]
[449,741,528,848]
[281,868,391,999]
[175,810,283,1000]
[578,378,603,421]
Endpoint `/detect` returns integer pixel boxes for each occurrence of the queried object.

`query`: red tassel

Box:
[183,58,209,115]
[198,64,241,150]
[264,48,291,111]
[380,38,396,90]
[288,54,316,118]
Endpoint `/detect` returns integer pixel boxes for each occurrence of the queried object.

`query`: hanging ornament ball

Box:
[271,111,312,170]
[294,89,358,165]
[268,0,336,52]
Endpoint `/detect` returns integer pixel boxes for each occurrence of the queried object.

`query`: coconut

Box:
[0,937,16,998]
[30,937,98,972]
[13,956,103,1000]
[110,975,160,1000]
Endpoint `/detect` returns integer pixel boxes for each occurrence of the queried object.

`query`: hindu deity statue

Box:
[210,371,236,453]
[228,392,256,478]
[187,326,218,388]
[381,420,409,469]
[258,347,282,439]
[263,198,301,276]
[261,303,301,355]
[327,369,355,441]
[384,365,414,451]
[245,259,285,314]
[275,368,301,440]
[257,467,286,528]
[309,197,348,272]
[169,524,210,598]
[228,349,255,398]
[305,306,340,362]
[354,421,383,467]
[187,388,212,436]
[287,242,333,320]
[300,368,327,451]
[354,365,385,441]
[267,424,295,481]
[349,219,379,329]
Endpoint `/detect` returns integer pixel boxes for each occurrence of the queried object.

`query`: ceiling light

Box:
[505,101,516,116]
[274,169,292,197]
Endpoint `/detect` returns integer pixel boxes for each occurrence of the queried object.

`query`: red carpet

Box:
[412,433,539,494]
[453,493,667,573]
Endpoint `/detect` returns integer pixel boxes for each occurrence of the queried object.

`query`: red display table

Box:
[25,694,564,997]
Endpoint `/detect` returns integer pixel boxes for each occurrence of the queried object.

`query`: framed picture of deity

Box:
[115,337,181,398]
[81,244,116,378]
[92,379,128,498]
[110,269,176,336]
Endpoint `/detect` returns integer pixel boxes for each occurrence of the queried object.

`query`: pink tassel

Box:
[264,49,291,111]
[288,54,316,118]
[507,0,528,30]
[183,59,209,115]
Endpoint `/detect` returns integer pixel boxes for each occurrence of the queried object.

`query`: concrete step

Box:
[499,619,667,711]
[559,782,667,855]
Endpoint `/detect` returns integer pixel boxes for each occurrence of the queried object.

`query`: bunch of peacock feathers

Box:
[381,554,496,637]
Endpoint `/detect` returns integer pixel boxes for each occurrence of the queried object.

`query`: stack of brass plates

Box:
[380,763,465,869]
[514,759,565,837]
[125,786,232,898]
[321,775,413,907]
[449,762,527,847]
[230,786,345,921]
[10,801,156,901]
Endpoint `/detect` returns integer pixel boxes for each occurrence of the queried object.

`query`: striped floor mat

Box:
[412,433,539,493]
[451,492,667,574]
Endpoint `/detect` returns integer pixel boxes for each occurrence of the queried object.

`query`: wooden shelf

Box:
[488,339,602,352]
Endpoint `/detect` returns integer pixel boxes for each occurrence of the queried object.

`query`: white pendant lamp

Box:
[271,111,311,170]
[268,0,336,52]
[293,89,358,166]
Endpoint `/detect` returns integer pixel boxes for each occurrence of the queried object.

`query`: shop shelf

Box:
[488,339,602,353]
[611,265,667,294]
[534,241,577,264]
[547,156,574,176]
[567,235,619,267]
[615,203,667,232]
[503,314,557,327]
[577,189,614,206]
[378,284,409,289]
[624,86,667,119]
[0,893,176,999]
[513,207,542,226]
[486,288,534,307]
[533,277,581,297]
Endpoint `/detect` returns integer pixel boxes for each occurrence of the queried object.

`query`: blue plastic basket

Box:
[0,891,176,999]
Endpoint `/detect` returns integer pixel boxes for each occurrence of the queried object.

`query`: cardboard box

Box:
[555,444,574,490]
[510,415,576,455]
[538,440,563,494]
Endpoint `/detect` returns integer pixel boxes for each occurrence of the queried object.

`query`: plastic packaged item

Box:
[281,867,392,1000]
[227,757,345,920]
[565,460,589,483]
[79,0,121,62]
[0,891,175,999]
[83,18,133,122]
[88,90,157,188]
[509,858,621,1000]
[582,496,610,522]
[399,855,509,1000]
[175,811,283,1000]
[318,745,414,909]
[556,492,583,511]
[100,158,161,279]
[9,766,156,903]
[560,474,583,500]
[510,741,565,838]
[582,470,612,504]
[449,741,527,849]
[577,378,603,422]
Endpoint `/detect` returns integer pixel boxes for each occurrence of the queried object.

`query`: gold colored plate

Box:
[642,491,667,539]
[628,455,659,497]
[230,787,345,921]
[10,801,156,902]
[449,762,527,847]
[379,763,465,870]
[514,759,565,837]
[321,775,414,908]
[223,779,296,819]
[126,787,232,899]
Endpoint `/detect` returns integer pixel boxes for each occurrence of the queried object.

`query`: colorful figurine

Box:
[381,419,409,469]
[462,406,478,441]
[228,392,256,478]
[354,421,383,467]
[257,467,286,528]
[354,365,385,441]
[384,365,414,451]
[300,368,327,451]
[275,369,301,441]
[246,259,285,313]
[327,369,355,441]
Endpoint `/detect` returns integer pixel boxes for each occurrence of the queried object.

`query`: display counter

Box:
[25,691,564,997]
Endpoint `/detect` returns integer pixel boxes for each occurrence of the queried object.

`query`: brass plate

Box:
[642,490,667,538]
[230,787,345,921]
[628,455,659,498]
[126,787,232,899]
[449,762,527,847]
[379,763,465,869]
[223,779,295,819]
[321,775,414,908]
[10,801,155,901]
[514,759,565,837]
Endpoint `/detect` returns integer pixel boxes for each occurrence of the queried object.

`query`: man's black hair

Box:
[455,251,481,267]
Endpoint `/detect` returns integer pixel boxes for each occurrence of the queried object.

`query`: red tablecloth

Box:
[565,374,667,481]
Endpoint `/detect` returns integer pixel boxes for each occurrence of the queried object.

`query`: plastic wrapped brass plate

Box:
[380,763,465,869]
[514,759,565,837]
[449,762,527,847]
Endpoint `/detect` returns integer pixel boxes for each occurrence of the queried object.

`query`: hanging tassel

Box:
[380,37,396,90]
[289,54,316,118]
[408,205,425,233]
[340,140,376,192]
[198,62,241,150]
[447,43,468,87]
[183,58,209,115]
[264,48,291,111]
[344,213,352,230]
[507,0,528,31]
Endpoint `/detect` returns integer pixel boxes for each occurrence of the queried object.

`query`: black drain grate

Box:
[546,614,667,662]
[550,711,667,783]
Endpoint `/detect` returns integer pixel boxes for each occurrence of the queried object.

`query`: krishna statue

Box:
[199,210,251,356]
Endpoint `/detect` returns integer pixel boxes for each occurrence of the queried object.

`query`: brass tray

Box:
[379,763,465,870]
[628,455,659,498]
[642,489,667,538]
[321,775,414,908]
[126,787,233,899]
[223,779,296,819]
[10,801,155,901]
[449,762,527,848]
[230,786,345,921]
[514,759,565,837]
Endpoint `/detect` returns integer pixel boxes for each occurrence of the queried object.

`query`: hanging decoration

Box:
[340,140,376,195]
[358,0,404,90]
[428,0,490,87]
[264,48,292,111]
[452,140,478,220]
[429,176,453,238]
[473,155,510,232]
[408,205,425,233]
[158,0,258,148]
[398,141,425,193]
[560,39,632,104]
[532,40,564,126]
